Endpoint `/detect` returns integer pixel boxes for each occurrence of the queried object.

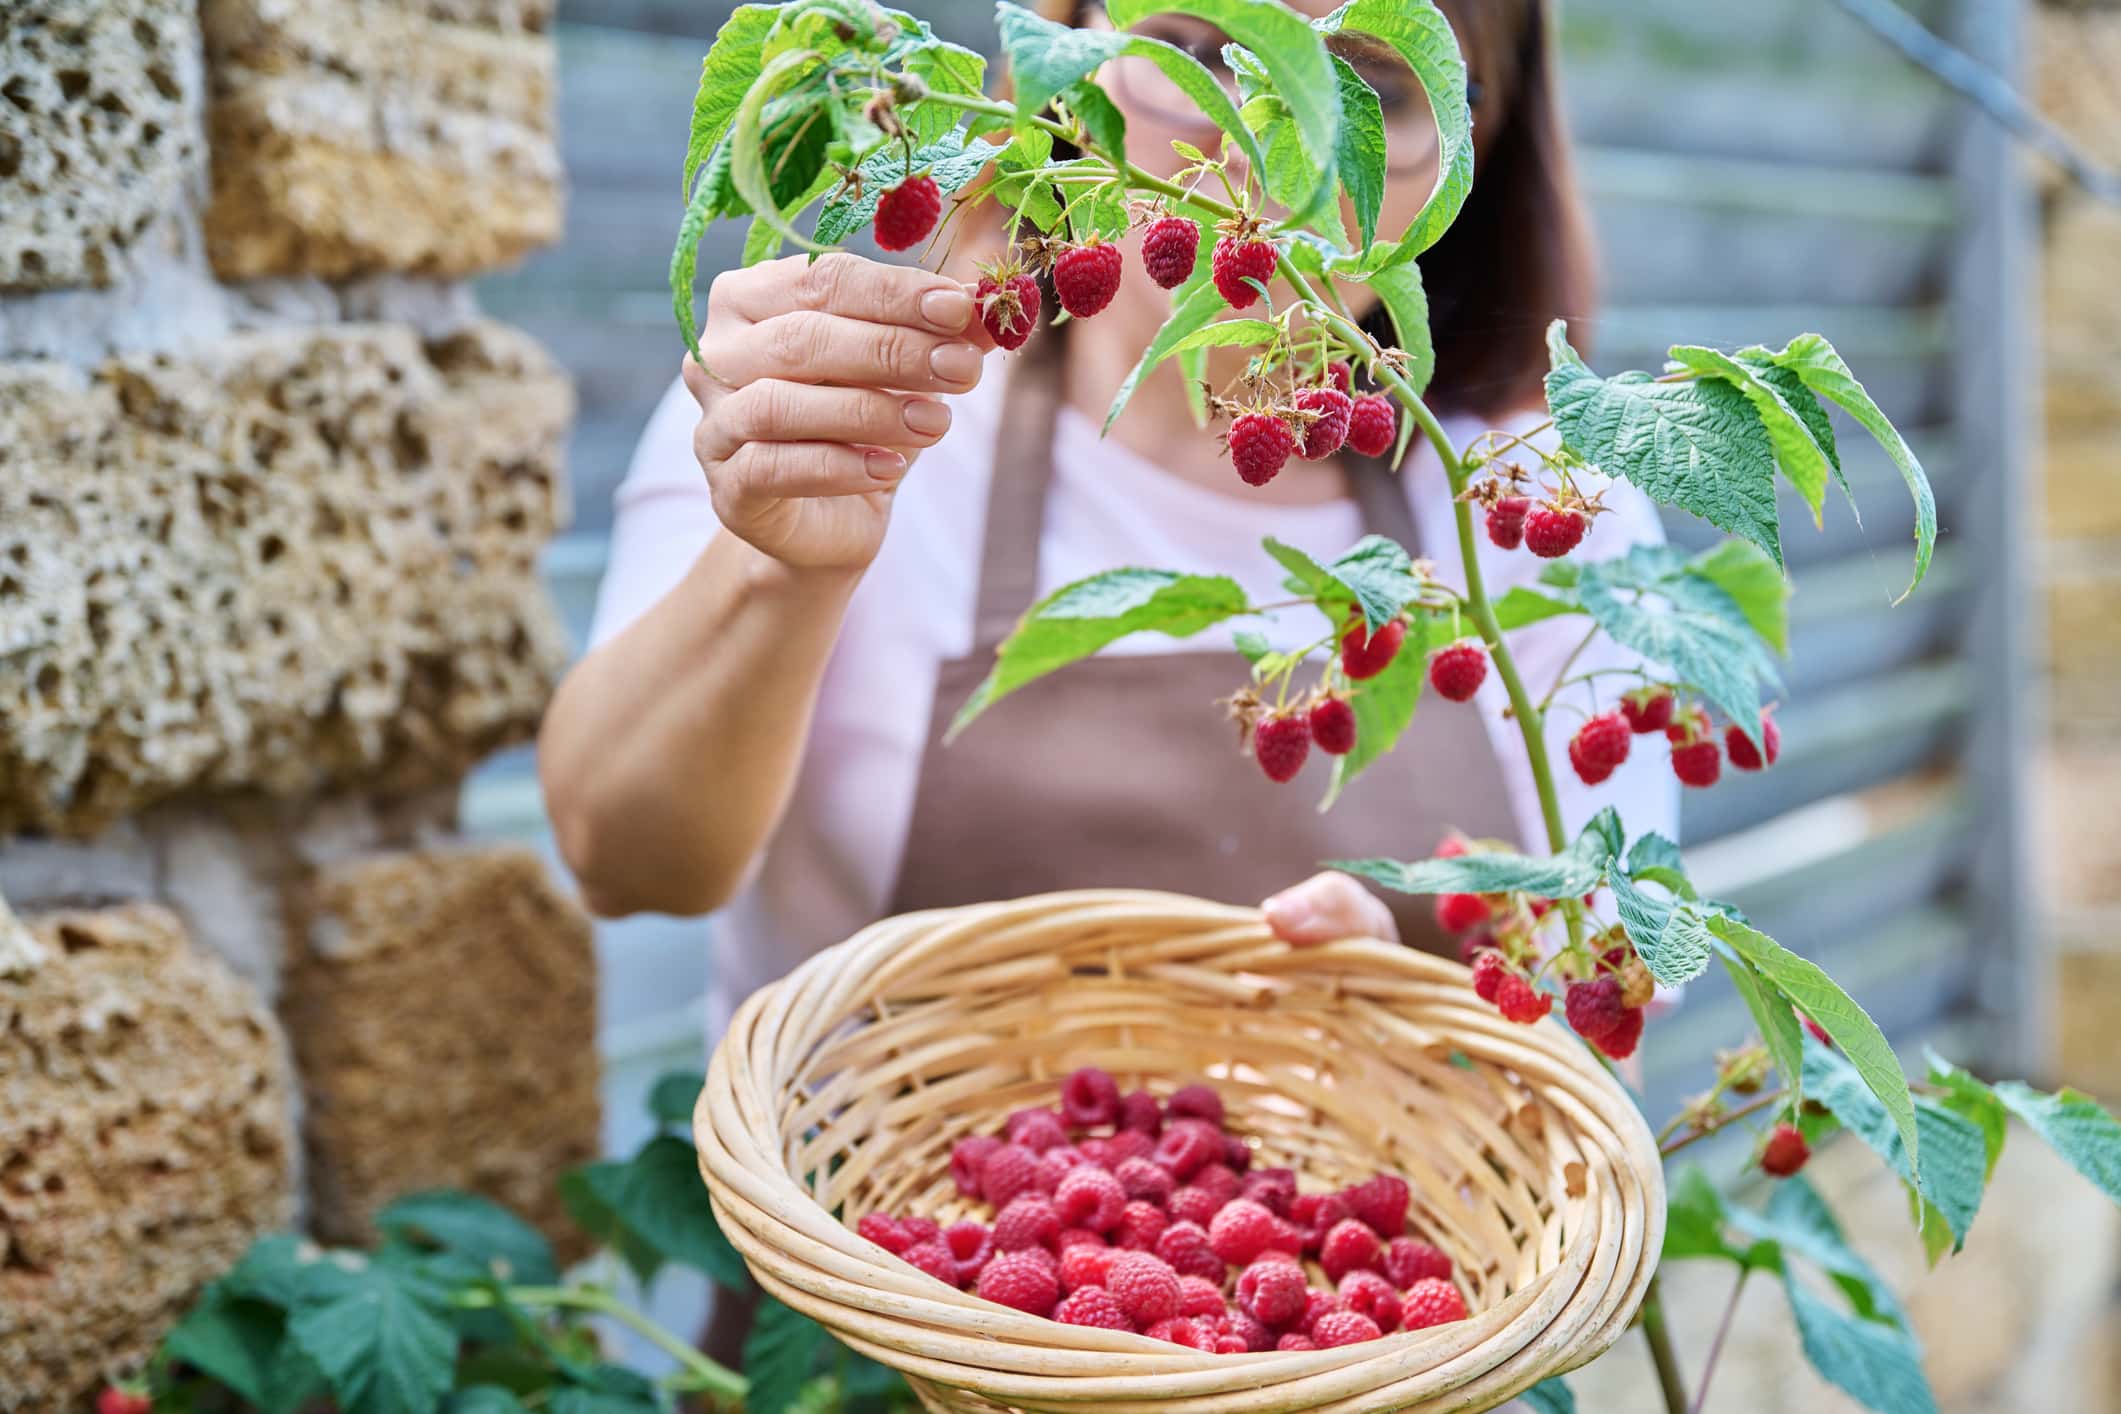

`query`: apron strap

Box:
[973,334,1426,648]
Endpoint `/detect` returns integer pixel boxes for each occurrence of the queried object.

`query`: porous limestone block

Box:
[0,0,205,291]
[0,320,573,838]
[0,902,296,1411]
[282,844,599,1257]
[199,0,562,279]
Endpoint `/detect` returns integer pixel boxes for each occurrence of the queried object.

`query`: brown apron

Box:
[885,336,1520,955]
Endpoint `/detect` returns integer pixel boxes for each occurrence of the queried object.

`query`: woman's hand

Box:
[685,253,994,573]
[1262,872,1399,947]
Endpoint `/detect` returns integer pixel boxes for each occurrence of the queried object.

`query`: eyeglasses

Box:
[1099,11,1446,175]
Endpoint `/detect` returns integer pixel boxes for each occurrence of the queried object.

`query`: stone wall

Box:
[0,1,597,1403]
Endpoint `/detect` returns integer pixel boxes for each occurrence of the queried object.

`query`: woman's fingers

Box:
[1263,872,1400,947]
[714,440,908,509]
[694,380,952,466]
[698,308,985,393]
[710,252,976,336]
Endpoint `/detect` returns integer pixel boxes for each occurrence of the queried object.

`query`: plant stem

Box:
[1639,1287,1691,1414]
[1538,624,1604,713]
[1688,1269,1751,1414]
[1660,1089,1785,1158]
[467,1285,748,1400]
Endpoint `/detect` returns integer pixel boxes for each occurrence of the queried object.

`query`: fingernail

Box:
[928,341,981,385]
[920,287,974,332]
[865,448,906,481]
[903,398,951,436]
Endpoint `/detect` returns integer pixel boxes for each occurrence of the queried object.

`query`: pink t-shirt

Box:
[590,366,1680,1030]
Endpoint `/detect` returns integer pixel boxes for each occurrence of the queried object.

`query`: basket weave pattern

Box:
[697,890,1664,1413]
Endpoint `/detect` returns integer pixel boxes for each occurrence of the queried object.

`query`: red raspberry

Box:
[97,1391,151,1414]
[1401,1277,1469,1329]
[1435,892,1491,934]
[1059,1242,1115,1292]
[946,1220,994,1283]
[1193,1161,1241,1207]
[1116,1199,1169,1251]
[1595,1004,1646,1060]
[975,272,1041,350]
[1339,618,1406,680]
[1470,950,1507,1003]
[1052,239,1124,318]
[1240,1166,1296,1216]
[1277,1332,1319,1351]
[1062,1065,1122,1127]
[1057,1226,1107,1251]
[1427,641,1488,702]
[1228,1310,1275,1351]
[1168,1185,1221,1228]
[1054,1284,1132,1329]
[1761,1123,1811,1177]
[1178,1274,1225,1319]
[899,1216,940,1247]
[1115,1156,1175,1206]
[1670,738,1722,788]
[1101,1128,1155,1167]
[1208,1199,1287,1267]
[1167,1084,1225,1127]
[1142,215,1201,289]
[1007,1106,1065,1147]
[1211,234,1277,307]
[1288,1190,1346,1233]
[1314,1310,1384,1347]
[1524,506,1588,558]
[1485,495,1531,550]
[1458,930,1496,966]
[1144,1316,1208,1348]
[1339,1270,1401,1331]
[1222,1135,1253,1172]
[872,174,941,251]
[1107,1250,1184,1326]
[1033,1151,1076,1193]
[1154,1120,1221,1178]
[993,1195,1062,1252]
[1056,1166,1127,1233]
[1119,1089,1163,1135]
[1345,393,1397,457]
[1564,977,1626,1044]
[1236,1258,1308,1326]
[1495,974,1553,1024]
[1342,1174,1408,1238]
[903,1239,960,1285]
[977,1250,1059,1314]
[1569,731,1617,787]
[1804,1016,1832,1047]
[1300,1289,1345,1334]
[1572,710,1632,777]
[1384,1237,1453,1289]
[1253,710,1311,782]
[1621,687,1675,735]
[1305,696,1358,764]
[1211,1332,1247,1354]
[979,1143,1041,1207]
[1156,1221,1226,1282]
[1229,411,1295,487]
[1294,387,1354,460]
[1319,1218,1383,1283]
[1326,360,1353,395]
[951,1135,1002,1196]
[1726,709,1781,771]
[857,1211,910,1254]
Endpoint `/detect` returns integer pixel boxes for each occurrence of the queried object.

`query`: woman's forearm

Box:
[539,532,859,917]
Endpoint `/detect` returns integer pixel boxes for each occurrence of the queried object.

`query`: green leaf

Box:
[376,1192,558,1287]
[813,131,994,247]
[547,1390,660,1414]
[900,34,987,143]
[684,6,780,200]
[162,1296,284,1407]
[951,571,1253,737]
[1519,1377,1577,1414]
[1725,1177,1909,1329]
[1576,566,1776,744]
[1687,539,1790,656]
[1491,585,1580,630]
[1609,876,1712,987]
[1710,915,1918,1175]
[1321,612,1431,810]
[1109,0,1342,226]
[744,1299,828,1414]
[1924,1052,2009,1182]
[1545,322,1784,568]
[287,1266,457,1414]
[447,1390,533,1414]
[1336,810,1615,899]
[588,1135,749,1289]
[1357,254,1434,396]
[1661,1166,1778,1269]
[1991,1080,2121,1205]
[1329,55,1385,249]
[647,1071,707,1128]
[1802,1038,1990,1254]
[1328,535,1424,630]
[1314,0,1472,259]
[1667,344,1837,524]
[730,49,830,256]
[1105,278,1227,432]
[1720,951,1804,1104]
[1783,1277,1937,1414]
[1750,333,1935,600]
[1170,318,1281,354]
[1062,82,1127,164]
[559,1163,663,1286]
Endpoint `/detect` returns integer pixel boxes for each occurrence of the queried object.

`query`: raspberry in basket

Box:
[1107,1250,1184,1326]
[1237,1258,1307,1327]
[1402,1276,1470,1329]
[903,1240,959,1285]
[1169,1184,1221,1227]
[1338,1270,1402,1332]
[856,1211,911,1254]
[1384,1236,1453,1288]
[1313,1309,1384,1347]
[1116,1199,1168,1251]
[1059,1242,1114,1292]
[1115,1155,1175,1206]
[993,1195,1061,1252]
[951,1135,1001,1196]
[1008,1108,1070,1152]
[1342,1173,1410,1236]
[1167,1083,1226,1126]
[976,1250,1060,1316]
[1319,1217,1383,1283]
[1062,1065,1124,1127]
[1054,1284,1132,1330]
[1055,1165,1126,1233]
[979,1142,1042,1206]
[1119,1089,1164,1134]
[1155,1220,1226,1282]
[1144,1316,1209,1348]
[1154,1119,1222,1178]
[1178,1274,1224,1319]
[1208,1198,1287,1266]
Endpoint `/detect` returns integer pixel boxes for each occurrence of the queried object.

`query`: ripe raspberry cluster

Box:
[853,1070,1471,1351]
[1563,690,1781,791]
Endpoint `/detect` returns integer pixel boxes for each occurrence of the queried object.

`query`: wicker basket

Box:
[696,890,1664,1413]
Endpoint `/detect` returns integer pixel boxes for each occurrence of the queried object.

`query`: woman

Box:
[541,0,1676,1029]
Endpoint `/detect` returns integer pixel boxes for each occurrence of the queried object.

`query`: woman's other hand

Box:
[1262,872,1399,947]
[686,252,993,573]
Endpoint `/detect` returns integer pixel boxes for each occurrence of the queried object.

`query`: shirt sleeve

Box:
[587,377,724,651]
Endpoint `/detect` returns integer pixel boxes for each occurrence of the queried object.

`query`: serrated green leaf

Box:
[1687,539,1790,656]
[1359,254,1434,396]
[1335,811,1614,898]
[1736,350,1850,510]
[1802,1038,1989,1253]
[730,50,830,256]
[684,6,780,200]
[1321,612,1431,810]
[1668,344,1836,525]
[1925,1052,2008,1182]
[1315,0,1471,260]
[1719,950,1804,1103]
[602,1135,748,1287]
[900,34,987,143]
[1329,55,1385,249]
[812,131,995,247]
[376,1191,557,1287]
[1170,318,1281,354]
[1062,82,1127,165]
[1105,277,1227,432]
[1752,333,1934,601]
[952,571,1253,736]
[1610,877,1712,986]
[1661,1166,1777,1269]
[1546,322,1783,568]
[559,1162,664,1286]
[1327,534,1424,630]
[162,1296,284,1407]
[1782,1277,1936,1414]
[1232,628,1273,664]
[1991,1080,2121,1205]
[1732,1177,1910,1329]
[648,1070,707,1127]
[1576,560,1777,742]
[287,1267,457,1414]
[1710,916,1918,1175]
[745,1299,828,1414]
[1491,585,1580,630]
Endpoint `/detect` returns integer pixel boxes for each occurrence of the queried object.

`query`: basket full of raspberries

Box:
[696,890,1663,1413]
